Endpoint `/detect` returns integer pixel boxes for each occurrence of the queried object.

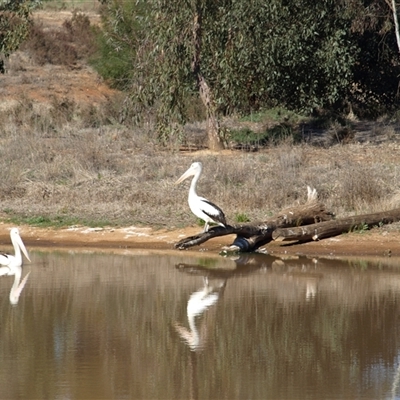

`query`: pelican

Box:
[174,277,225,351]
[0,228,31,305]
[0,228,31,271]
[175,162,227,232]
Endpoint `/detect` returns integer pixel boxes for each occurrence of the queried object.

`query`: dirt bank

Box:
[0,222,400,258]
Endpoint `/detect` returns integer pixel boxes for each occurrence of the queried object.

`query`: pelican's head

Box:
[175,162,203,185]
[10,228,31,263]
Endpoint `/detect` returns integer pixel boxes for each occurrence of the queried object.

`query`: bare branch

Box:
[392,0,400,53]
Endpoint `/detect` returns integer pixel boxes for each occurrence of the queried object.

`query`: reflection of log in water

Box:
[175,253,274,279]
[177,254,400,309]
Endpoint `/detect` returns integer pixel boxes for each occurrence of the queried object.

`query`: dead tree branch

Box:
[175,186,400,252]
[272,208,400,242]
[175,187,334,250]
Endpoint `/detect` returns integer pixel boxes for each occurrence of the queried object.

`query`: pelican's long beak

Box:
[175,167,195,185]
[17,236,31,263]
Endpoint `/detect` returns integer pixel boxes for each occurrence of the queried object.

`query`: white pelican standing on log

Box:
[175,162,227,232]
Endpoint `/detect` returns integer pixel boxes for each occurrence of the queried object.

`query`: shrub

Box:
[23,11,97,66]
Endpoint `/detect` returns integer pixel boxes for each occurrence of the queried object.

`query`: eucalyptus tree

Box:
[343,0,400,116]
[0,0,41,62]
[128,0,358,149]
[97,0,398,148]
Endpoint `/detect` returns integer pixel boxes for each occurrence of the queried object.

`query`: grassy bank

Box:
[1,106,400,230]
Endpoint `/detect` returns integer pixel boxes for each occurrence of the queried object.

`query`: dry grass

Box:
[1,92,400,229]
[0,6,400,230]
[1,99,400,229]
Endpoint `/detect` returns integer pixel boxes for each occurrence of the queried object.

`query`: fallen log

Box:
[175,184,400,252]
[175,187,334,251]
[272,208,400,242]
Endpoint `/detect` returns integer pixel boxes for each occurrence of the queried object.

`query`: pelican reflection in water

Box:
[174,276,226,351]
[0,228,31,305]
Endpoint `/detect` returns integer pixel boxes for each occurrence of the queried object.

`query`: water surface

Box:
[1,250,400,399]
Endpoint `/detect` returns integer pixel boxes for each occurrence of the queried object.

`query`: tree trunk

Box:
[192,6,224,151]
[198,76,224,151]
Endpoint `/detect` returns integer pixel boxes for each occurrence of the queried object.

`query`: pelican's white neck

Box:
[188,165,202,199]
[11,234,22,269]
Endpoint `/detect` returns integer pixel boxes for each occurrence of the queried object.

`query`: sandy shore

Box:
[0,222,399,259]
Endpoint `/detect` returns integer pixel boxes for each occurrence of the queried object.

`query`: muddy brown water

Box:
[1,248,400,399]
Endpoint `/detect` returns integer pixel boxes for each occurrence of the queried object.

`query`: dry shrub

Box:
[0,96,66,135]
[62,12,96,58]
[333,162,386,213]
[77,94,129,128]
[23,12,96,67]
[25,22,78,66]
[329,124,355,145]
[0,93,129,137]
[0,160,26,200]
[276,146,305,174]
[49,96,76,124]
[73,130,118,172]
[0,96,35,131]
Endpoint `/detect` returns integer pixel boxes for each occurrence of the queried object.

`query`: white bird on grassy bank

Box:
[175,162,227,232]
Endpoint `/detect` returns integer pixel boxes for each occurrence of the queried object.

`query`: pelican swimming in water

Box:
[175,162,227,232]
[0,228,31,271]
[0,228,31,305]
